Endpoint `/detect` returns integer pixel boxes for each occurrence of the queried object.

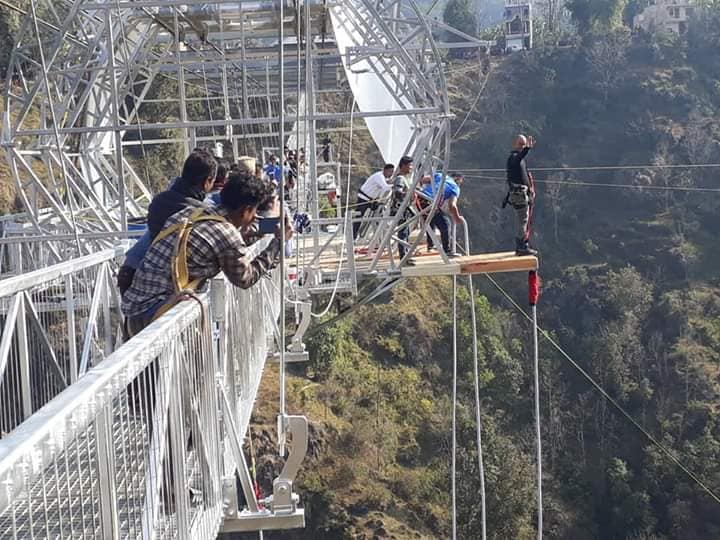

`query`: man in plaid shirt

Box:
[122,171,283,335]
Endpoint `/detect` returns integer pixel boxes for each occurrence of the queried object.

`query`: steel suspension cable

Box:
[484,274,720,507]
[452,66,493,139]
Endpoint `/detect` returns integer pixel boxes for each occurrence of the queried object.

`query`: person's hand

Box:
[266,195,281,217]
[452,214,463,225]
[527,136,535,148]
[275,220,293,241]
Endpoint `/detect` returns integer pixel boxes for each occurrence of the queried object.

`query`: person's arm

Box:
[518,145,531,160]
[447,196,462,224]
[123,231,151,269]
[219,238,281,289]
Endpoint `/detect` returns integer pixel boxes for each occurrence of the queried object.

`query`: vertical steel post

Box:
[64,274,78,383]
[106,10,127,232]
[174,10,192,154]
[305,0,319,252]
[278,0,288,455]
[16,294,31,419]
[168,347,190,539]
[101,262,113,356]
[96,402,120,539]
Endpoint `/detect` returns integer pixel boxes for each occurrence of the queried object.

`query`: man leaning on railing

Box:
[121,171,290,338]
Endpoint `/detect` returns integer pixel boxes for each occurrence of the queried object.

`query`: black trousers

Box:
[397,220,410,259]
[352,197,376,239]
[427,210,452,254]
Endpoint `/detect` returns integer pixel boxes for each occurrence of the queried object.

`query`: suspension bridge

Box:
[0,0,539,538]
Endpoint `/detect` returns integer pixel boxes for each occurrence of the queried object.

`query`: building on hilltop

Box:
[634,0,697,34]
[503,0,532,53]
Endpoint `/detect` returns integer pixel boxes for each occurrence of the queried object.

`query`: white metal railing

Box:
[0,247,125,438]
[0,268,307,538]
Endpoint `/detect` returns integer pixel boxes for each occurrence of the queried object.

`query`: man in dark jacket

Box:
[506,135,538,256]
[116,148,218,294]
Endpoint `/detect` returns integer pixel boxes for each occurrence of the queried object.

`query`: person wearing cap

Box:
[237,155,257,176]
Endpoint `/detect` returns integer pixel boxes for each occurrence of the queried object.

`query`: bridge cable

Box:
[483,274,720,506]
[452,66,493,139]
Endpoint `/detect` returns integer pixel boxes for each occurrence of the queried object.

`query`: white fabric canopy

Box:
[329,6,416,165]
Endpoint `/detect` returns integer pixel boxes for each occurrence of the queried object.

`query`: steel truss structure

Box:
[1,0,454,264]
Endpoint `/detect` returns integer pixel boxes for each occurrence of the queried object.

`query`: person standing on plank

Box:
[505,134,538,256]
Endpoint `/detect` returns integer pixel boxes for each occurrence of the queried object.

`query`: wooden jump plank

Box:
[402,251,538,277]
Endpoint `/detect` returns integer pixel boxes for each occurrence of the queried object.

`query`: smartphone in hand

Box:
[257,216,281,235]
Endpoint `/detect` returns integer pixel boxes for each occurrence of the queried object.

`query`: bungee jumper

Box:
[504,134,538,256]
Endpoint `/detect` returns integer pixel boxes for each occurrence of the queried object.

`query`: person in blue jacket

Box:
[116,148,218,295]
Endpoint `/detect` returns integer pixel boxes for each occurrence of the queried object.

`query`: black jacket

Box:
[506,147,531,188]
[147,177,207,239]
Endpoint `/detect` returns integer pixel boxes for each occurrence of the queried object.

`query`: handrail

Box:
[0,298,203,512]
[0,246,125,297]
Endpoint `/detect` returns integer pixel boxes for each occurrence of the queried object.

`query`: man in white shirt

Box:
[353,163,395,239]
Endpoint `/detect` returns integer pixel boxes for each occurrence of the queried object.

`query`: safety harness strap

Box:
[150,208,227,321]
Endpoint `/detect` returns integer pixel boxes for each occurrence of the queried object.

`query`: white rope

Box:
[531,302,543,538]
[309,97,356,318]
[460,219,487,540]
[451,274,458,540]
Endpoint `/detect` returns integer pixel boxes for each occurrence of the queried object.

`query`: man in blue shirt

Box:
[421,171,464,256]
[263,155,282,183]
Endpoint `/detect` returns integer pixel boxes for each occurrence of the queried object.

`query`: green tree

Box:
[602,458,656,538]
[443,0,478,39]
[0,5,22,77]
[566,0,628,35]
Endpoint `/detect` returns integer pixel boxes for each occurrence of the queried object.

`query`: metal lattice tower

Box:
[1,0,453,265]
